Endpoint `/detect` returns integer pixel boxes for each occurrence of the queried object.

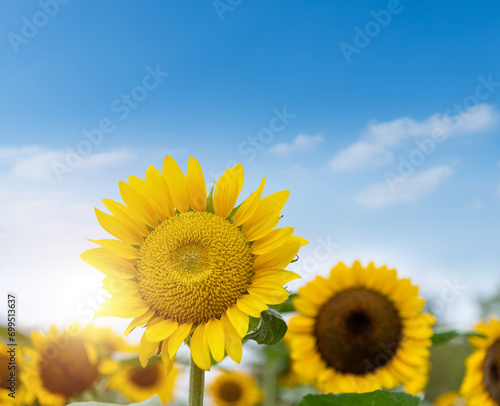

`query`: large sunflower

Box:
[461,317,500,405]
[108,360,178,403]
[208,371,263,406]
[23,325,107,406]
[82,156,306,371]
[286,261,434,394]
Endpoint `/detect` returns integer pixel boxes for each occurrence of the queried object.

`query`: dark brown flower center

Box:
[219,381,243,403]
[40,337,99,398]
[484,340,500,403]
[129,364,160,387]
[314,288,402,375]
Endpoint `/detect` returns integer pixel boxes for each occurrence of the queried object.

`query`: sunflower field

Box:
[1,156,499,406]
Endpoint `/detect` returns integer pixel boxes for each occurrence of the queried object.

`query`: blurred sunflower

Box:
[277,365,302,389]
[82,156,306,371]
[209,371,263,406]
[461,317,500,406]
[108,360,177,403]
[24,325,110,406]
[434,391,466,406]
[286,261,434,394]
[0,341,33,405]
[81,325,138,357]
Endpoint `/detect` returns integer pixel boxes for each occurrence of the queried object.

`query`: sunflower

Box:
[209,371,263,406]
[434,391,466,406]
[82,156,306,371]
[286,261,434,394]
[23,325,107,406]
[108,360,178,403]
[80,324,138,356]
[461,316,500,405]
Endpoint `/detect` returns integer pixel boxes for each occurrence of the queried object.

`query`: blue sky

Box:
[1,1,500,334]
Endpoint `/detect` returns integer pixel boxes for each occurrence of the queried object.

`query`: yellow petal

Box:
[94,295,150,319]
[161,344,175,373]
[88,239,139,260]
[292,296,319,317]
[220,314,243,363]
[213,163,244,219]
[31,331,47,351]
[206,318,225,363]
[145,318,179,342]
[102,199,149,237]
[241,190,289,241]
[233,177,266,226]
[167,322,193,355]
[288,315,315,333]
[250,269,300,286]
[119,180,157,228]
[186,156,207,212]
[237,295,268,318]
[144,166,175,219]
[139,333,158,367]
[125,308,155,336]
[129,172,168,221]
[190,324,212,371]
[81,248,136,279]
[250,227,295,255]
[226,305,249,338]
[247,286,289,305]
[94,207,143,245]
[252,239,300,271]
[163,156,189,212]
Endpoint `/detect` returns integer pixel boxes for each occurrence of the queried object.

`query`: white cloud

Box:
[269,134,323,156]
[0,146,135,181]
[330,103,499,172]
[354,165,453,208]
[329,141,392,172]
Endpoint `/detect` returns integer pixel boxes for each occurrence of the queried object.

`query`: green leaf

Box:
[270,293,297,313]
[432,329,484,346]
[299,390,422,406]
[244,309,287,345]
[227,202,242,222]
[68,395,162,406]
[205,184,215,214]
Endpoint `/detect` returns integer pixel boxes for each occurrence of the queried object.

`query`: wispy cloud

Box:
[330,103,499,172]
[0,146,135,181]
[269,134,324,156]
[354,165,453,208]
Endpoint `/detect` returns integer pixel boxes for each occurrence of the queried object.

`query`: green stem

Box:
[188,356,205,406]
[263,356,277,406]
